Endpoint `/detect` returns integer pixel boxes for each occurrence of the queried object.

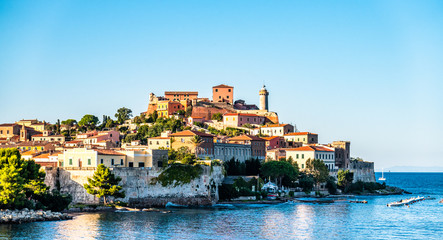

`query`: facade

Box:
[212,84,234,104]
[0,124,21,139]
[164,91,198,102]
[17,141,52,152]
[259,85,269,111]
[147,137,171,149]
[266,148,286,161]
[59,148,126,168]
[285,146,336,171]
[223,113,266,128]
[213,143,252,162]
[170,130,215,157]
[31,130,65,143]
[157,100,186,118]
[116,149,168,168]
[260,124,294,137]
[187,116,205,126]
[328,141,351,169]
[16,119,46,132]
[262,136,285,150]
[33,152,59,167]
[78,130,120,146]
[284,132,318,145]
[227,135,266,160]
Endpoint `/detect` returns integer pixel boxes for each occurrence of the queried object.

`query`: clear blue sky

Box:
[1,1,442,170]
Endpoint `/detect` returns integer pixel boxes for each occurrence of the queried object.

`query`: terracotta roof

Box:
[213,84,233,88]
[165,91,198,95]
[21,150,39,156]
[227,135,265,141]
[66,140,82,143]
[95,149,126,156]
[34,153,51,159]
[17,141,48,147]
[169,130,214,138]
[286,146,334,152]
[284,132,317,136]
[32,134,64,138]
[223,113,260,117]
[148,137,170,140]
[262,136,281,141]
[189,116,204,119]
[0,123,17,127]
[261,124,290,128]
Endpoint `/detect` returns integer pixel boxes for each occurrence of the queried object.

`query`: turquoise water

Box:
[1,173,442,239]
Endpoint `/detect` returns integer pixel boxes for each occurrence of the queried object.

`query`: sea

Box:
[1,172,442,240]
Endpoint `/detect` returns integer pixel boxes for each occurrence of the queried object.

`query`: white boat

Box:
[378,168,386,181]
[387,196,425,207]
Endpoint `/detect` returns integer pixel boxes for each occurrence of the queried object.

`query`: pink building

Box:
[223,113,266,128]
[187,116,206,126]
[78,130,120,145]
[262,136,285,150]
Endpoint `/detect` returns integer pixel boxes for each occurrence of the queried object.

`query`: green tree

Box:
[211,113,223,121]
[306,159,329,191]
[298,173,314,194]
[191,135,204,158]
[337,169,354,192]
[79,114,100,131]
[115,107,133,124]
[84,164,125,205]
[260,160,299,188]
[61,119,77,136]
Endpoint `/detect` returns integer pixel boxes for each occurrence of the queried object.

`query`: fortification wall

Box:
[44,166,224,207]
[348,160,376,182]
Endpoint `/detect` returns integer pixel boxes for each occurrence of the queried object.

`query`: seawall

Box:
[44,166,224,207]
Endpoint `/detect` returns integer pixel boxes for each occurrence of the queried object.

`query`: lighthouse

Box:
[259,85,269,111]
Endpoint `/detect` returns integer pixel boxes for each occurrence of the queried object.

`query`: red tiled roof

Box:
[223,113,260,117]
[213,84,233,88]
[148,137,170,140]
[285,146,333,152]
[0,123,17,127]
[165,91,198,95]
[284,132,317,136]
[95,149,126,156]
[262,124,290,128]
[262,136,281,141]
[227,135,265,141]
[170,130,214,138]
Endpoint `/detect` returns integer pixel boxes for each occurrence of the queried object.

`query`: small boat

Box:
[378,168,386,181]
[350,200,368,204]
[439,199,443,203]
[387,196,425,207]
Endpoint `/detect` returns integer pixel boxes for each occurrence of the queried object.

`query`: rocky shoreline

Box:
[0,209,73,224]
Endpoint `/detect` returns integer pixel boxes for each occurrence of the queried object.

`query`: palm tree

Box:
[191,135,204,158]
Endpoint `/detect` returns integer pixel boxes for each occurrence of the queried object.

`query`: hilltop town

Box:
[0,84,378,207]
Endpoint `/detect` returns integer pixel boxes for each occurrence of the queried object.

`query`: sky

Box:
[1,1,442,171]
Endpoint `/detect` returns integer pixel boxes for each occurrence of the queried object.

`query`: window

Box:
[7,130,10,134]
[149,141,152,145]
[110,134,113,137]
[129,162,133,167]
[120,159,123,165]
[181,138,185,143]
[228,89,231,92]
[111,159,114,165]
[100,159,104,164]
[226,96,229,99]
[69,158,72,165]
[219,96,221,99]
[88,158,91,165]
[158,161,163,168]
[302,164,304,169]
[138,162,145,167]
[302,154,304,159]
[157,141,159,145]
[0,130,2,134]
[215,89,218,92]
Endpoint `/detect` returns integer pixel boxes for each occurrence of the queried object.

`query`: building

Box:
[266,148,286,161]
[77,130,120,146]
[262,136,285,150]
[328,141,351,169]
[285,146,336,171]
[259,85,269,111]
[31,130,65,143]
[284,132,318,145]
[170,130,215,157]
[157,100,186,118]
[16,119,46,132]
[260,124,294,137]
[115,149,168,168]
[147,137,171,149]
[164,91,198,102]
[212,84,234,104]
[33,152,59,167]
[0,123,21,139]
[59,148,127,168]
[227,135,266,160]
[187,116,206,126]
[223,113,266,128]
[213,143,252,162]
[17,141,53,152]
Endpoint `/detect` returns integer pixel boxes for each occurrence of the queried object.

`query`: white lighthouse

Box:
[259,85,269,111]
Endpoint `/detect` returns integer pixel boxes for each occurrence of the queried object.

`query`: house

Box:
[157,100,186,118]
[213,143,252,162]
[262,136,286,150]
[284,132,318,145]
[223,113,266,128]
[212,84,234,104]
[187,116,206,126]
[164,91,198,102]
[285,146,336,171]
[170,130,215,157]
[327,141,351,169]
[227,135,266,160]
[77,130,120,146]
[147,137,171,149]
[59,148,127,168]
[31,130,65,143]
[116,149,168,168]
[64,140,83,148]
[260,124,294,137]
[0,123,21,139]
[17,141,53,152]
[266,148,286,161]
[33,152,60,167]
[16,119,46,132]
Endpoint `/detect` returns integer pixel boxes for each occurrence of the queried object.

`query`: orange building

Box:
[164,91,198,102]
[212,84,233,104]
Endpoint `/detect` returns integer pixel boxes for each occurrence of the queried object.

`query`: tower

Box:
[20,124,28,142]
[259,85,269,111]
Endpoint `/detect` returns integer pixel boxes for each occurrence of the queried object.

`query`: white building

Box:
[213,143,252,162]
[260,124,294,137]
[285,145,336,171]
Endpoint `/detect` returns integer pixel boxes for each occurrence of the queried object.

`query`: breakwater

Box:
[0,209,72,224]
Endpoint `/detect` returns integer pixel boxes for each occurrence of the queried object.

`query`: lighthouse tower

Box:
[259,85,269,111]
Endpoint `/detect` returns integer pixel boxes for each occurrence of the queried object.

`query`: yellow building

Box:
[147,137,171,149]
[59,148,126,168]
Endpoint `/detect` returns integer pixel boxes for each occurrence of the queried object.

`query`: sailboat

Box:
[379,168,386,181]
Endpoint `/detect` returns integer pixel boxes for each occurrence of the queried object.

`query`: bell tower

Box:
[259,85,269,111]
[20,124,28,142]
